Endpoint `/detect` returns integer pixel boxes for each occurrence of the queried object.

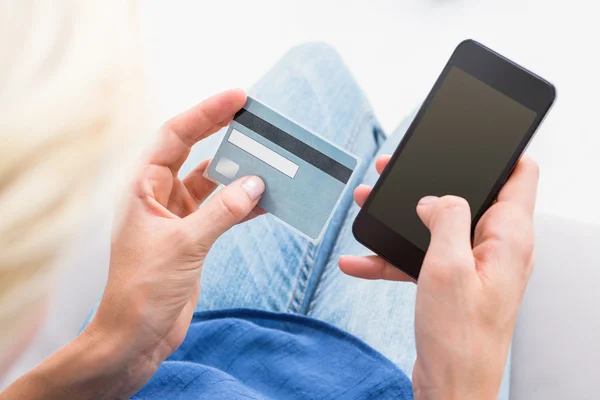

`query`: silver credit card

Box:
[206,97,359,242]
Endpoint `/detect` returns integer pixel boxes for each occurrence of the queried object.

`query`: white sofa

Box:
[511,214,599,399]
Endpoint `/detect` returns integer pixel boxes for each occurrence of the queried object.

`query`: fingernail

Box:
[241,176,265,201]
[418,196,439,206]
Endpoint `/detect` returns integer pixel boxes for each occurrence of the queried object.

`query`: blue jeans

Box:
[192,42,420,376]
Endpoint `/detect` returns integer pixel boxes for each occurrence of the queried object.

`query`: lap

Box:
[306,113,419,377]
[197,45,420,377]
[196,43,383,314]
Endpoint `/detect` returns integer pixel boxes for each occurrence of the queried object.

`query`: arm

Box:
[1,89,264,399]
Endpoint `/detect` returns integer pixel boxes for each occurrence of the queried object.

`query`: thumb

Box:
[417,195,473,270]
[186,176,265,246]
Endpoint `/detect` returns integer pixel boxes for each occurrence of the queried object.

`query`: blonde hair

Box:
[0,0,146,361]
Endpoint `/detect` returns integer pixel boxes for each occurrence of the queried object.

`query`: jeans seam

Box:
[282,60,380,315]
[288,244,316,313]
[305,111,383,316]
[277,64,326,314]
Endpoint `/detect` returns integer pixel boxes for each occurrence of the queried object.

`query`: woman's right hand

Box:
[340,156,539,399]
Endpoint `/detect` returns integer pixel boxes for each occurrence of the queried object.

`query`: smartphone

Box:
[352,39,556,280]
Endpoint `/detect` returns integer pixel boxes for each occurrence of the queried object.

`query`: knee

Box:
[252,41,355,107]
[281,42,347,74]
[285,42,341,60]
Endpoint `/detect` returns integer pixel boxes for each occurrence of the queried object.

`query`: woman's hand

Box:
[86,89,265,393]
[340,155,539,399]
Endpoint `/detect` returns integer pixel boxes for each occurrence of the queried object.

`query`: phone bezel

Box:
[352,39,556,280]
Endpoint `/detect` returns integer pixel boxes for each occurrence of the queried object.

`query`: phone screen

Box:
[366,66,538,251]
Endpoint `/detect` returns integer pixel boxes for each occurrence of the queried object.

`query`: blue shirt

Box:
[133,309,413,399]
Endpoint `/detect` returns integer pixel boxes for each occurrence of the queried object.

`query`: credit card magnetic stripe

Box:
[233,109,353,184]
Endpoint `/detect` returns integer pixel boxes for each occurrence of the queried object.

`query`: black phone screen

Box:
[366,66,538,251]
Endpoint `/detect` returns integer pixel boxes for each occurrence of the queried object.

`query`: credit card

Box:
[206,97,359,242]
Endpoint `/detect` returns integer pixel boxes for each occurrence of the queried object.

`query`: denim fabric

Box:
[197,43,417,376]
[132,309,414,399]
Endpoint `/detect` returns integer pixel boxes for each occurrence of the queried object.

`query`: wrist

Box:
[2,320,161,399]
[77,321,162,397]
[72,309,169,399]
[412,364,500,400]
[412,382,498,400]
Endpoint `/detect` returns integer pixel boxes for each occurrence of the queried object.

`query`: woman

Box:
[1,2,537,399]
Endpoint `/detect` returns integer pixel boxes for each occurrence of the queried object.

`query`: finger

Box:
[182,159,218,205]
[417,195,473,267]
[352,154,392,208]
[353,184,372,208]
[166,89,246,146]
[186,176,265,245]
[149,89,247,172]
[339,255,416,283]
[496,156,539,216]
[375,155,391,175]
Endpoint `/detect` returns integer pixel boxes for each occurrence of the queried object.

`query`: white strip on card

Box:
[228,129,299,178]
